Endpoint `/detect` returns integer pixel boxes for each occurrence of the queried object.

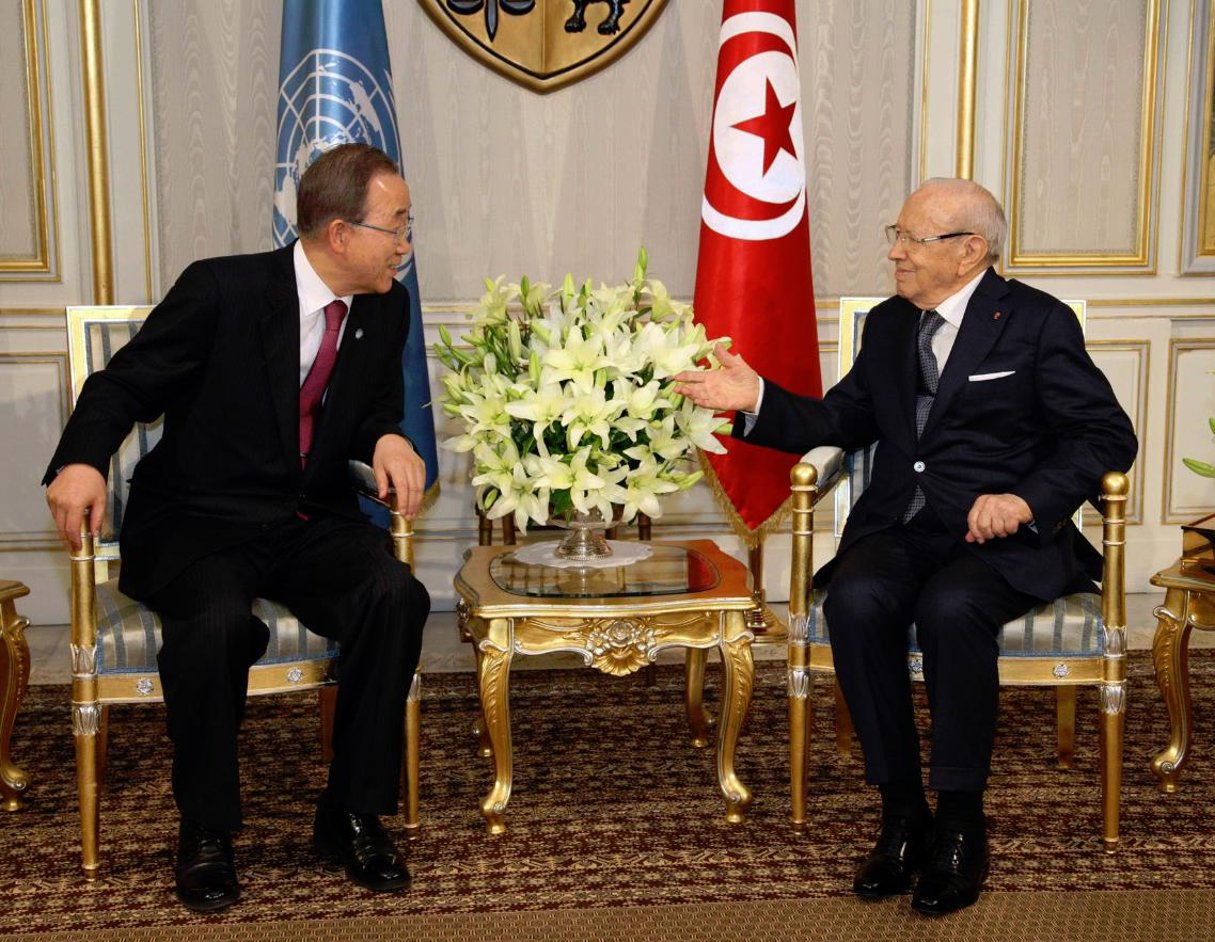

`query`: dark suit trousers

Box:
[145,514,429,832]
[822,507,1038,792]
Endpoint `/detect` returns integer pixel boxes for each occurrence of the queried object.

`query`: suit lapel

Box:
[922,269,1011,438]
[259,245,302,467]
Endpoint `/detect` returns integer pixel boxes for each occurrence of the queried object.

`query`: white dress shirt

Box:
[293,240,353,386]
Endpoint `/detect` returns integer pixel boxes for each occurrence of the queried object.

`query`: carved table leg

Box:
[717,611,754,823]
[0,583,31,811]
[1151,587,1192,793]
[476,617,514,834]
[684,648,712,748]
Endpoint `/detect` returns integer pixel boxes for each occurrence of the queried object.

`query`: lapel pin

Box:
[993,311,1002,320]
[354,327,365,340]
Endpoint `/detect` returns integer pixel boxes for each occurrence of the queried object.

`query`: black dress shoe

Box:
[175,819,240,913]
[911,827,989,916]
[313,802,411,892]
[852,811,932,900]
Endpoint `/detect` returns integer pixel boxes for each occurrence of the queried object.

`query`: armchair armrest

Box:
[348,460,415,569]
[800,446,845,498]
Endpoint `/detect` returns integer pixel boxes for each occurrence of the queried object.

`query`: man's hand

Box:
[965,493,1033,544]
[46,463,107,551]
[372,433,426,519]
[674,343,761,413]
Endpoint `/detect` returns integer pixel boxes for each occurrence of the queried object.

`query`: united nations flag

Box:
[274,0,440,503]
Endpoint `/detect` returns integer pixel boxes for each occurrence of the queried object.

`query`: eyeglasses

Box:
[349,210,414,245]
[884,225,974,247]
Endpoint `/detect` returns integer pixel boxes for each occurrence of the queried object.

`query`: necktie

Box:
[299,299,348,465]
[903,309,945,522]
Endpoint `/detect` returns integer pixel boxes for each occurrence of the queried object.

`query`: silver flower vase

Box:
[554,508,614,561]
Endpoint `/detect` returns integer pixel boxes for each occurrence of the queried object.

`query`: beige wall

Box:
[0,0,1211,623]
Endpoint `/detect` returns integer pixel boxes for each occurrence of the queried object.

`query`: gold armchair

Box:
[785,299,1129,851]
[64,306,421,879]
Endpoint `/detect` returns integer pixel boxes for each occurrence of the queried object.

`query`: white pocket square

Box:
[968,370,1015,382]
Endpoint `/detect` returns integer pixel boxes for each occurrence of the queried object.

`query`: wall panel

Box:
[1006,0,1163,271]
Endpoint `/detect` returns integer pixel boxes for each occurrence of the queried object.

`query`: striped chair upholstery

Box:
[785,298,1129,852]
[64,306,421,880]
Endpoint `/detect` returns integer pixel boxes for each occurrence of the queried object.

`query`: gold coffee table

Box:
[454,539,757,834]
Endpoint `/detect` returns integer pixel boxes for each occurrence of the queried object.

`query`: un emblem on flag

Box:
[419,0,669,93]
[273,49,402,248]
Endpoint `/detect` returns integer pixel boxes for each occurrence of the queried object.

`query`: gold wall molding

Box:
[1006,0,1165,273]
[0,349,67,549]
[1180,0,1215,274]
[955,0,979,179]
[0,0,56,279]
[132,0,153,302]
[79,0,113,304]
[1162,337,1215,523]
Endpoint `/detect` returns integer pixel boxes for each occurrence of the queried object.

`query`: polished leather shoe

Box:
[313,802,410,892]
[175,819,240,913]
[911,827,989,916]
[852,812,932,900]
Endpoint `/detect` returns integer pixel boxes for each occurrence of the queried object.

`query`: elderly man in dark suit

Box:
[676,178,1137,915]
[44,143,430,912]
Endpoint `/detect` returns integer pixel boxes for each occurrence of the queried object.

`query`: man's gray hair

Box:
[921,177,1007,263]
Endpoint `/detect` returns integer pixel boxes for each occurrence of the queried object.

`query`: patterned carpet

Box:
[3,650,1215,937]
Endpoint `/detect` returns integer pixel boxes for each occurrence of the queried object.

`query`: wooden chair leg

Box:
[1101,683,1125,853]
[96,705,110,788]
[74,706,102,879]
[789,669,811,828]
[1056,686,1077,768]
[833,680,854,756]
[402,671,421,834]
[319,686,338,765]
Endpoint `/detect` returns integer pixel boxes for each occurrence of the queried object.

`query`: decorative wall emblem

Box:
[418,0,669,93]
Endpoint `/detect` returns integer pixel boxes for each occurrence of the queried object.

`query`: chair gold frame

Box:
[785,298,1129,852]
[64,306,421,878]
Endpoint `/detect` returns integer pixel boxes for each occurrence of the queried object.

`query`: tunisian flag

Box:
[693,0,821,543]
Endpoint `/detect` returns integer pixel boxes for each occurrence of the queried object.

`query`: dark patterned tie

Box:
[903,310,945,522]
[299,299,348,466]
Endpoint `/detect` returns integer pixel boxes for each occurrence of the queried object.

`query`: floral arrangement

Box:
[1182,370,1215,479]
[1183,420,1215,478]
[435,249,730,532]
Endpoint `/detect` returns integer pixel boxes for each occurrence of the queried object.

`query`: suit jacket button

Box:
[913,460,926,473]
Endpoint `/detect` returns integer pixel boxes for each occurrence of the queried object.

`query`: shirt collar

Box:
[930,267,988,330]
[293,240,353,317]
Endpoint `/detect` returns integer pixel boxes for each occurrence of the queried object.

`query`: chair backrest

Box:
[833,296,1086,538]
[65,306,156,560]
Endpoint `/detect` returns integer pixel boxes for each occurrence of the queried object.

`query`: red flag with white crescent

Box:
[693,0,821,543]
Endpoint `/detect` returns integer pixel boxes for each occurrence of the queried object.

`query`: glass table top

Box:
[489,543,721,599]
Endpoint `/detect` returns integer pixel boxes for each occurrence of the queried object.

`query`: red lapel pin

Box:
[994,311,1003,320]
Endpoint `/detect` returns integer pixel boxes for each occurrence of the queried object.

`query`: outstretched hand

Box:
[674,343,761,413]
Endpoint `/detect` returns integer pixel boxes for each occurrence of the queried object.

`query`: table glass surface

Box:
[489,543,720,599]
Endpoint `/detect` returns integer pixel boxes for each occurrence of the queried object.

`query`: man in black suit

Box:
[676,178,1137,915]
[45,143,430,912]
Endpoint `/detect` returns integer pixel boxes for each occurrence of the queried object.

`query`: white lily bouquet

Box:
[435,249,731,533]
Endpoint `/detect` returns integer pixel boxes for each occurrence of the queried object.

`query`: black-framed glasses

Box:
[349,210,414,245]
[884,224,974,247]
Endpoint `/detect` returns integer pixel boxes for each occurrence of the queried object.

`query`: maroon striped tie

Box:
[299,299,347,466]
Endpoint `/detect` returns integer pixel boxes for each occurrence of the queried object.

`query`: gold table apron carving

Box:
[454,540,757,835]
[1150,559,1215,792]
